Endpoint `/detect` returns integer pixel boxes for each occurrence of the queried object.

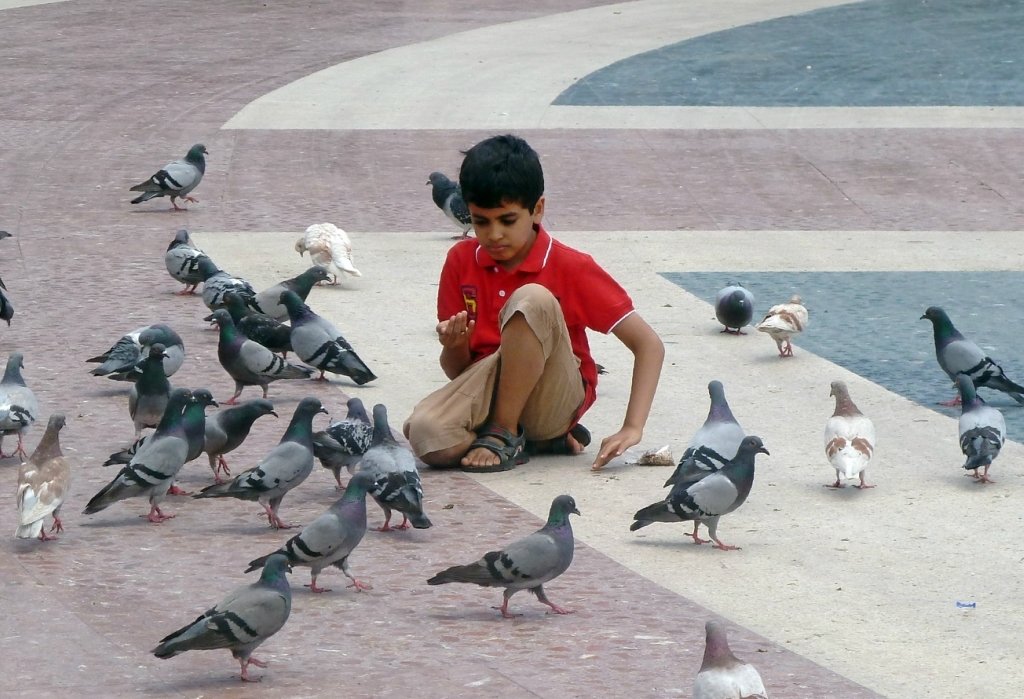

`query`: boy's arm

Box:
[437,310,476,379]
[591,312,665,470]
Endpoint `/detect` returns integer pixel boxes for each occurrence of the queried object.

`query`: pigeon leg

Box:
[534,585,573,615]
[689,522,710,545]
[376,510,393,532]
[170,199,186,212]
[938,395,962,407]
[224,383,244,406]
[346,579,372,592]
[706,518,739,550]
[50,515,64,535]
[855,473,876,489]
[15,433,28,460]
[304,575,332,593]
[825,476,844,488]
[394,514,412,530]
[167,484,192,496]
[781,340,795,357]
[711,538,740,551]
[38,527,58,542]
[262,503,294,529]
[493,591,520,619]
[978,465,995,484]
[173,285,198,296]
[145,505,175,523]
[217,455,232,478]
[315,370,329,381]
[183,195,199,204]
[239,657,264,682]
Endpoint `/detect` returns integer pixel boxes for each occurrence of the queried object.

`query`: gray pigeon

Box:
[957,375,1005,484]
[714,284,755,335]
[128,344,171,439]
[359,403,432,531]
[209,309,313,404]
[427,494,579,618]
[197,256,259,312]
[87,323,185,381]
[693,620,769,699]
[16,414,71,541]
[207,291,292,357]
[84,389,193,523]
[0,352,39,460]
[427,172,472,238]
[254,267,332,322]
[194,397,327,529]
[104,389,219,486]
[130,143,207,210]
[921,306,1024,406]
[279,290,377,384]
[631,436,769,551]
[664,381,746,488]
[152,553,292,682]
[164,229,210,295]
[245,470,375,594]
[313,397,373,489]
[204,399,278,483]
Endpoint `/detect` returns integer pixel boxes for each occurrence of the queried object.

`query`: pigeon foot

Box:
[492,604,521,619]
[689,532,711,545]
[304,580,332,593]
[939,396,962,407]
[825,479,844,488]
[145,507,175,523]
[167,485,192,496]
[711,539,740,551]
[50,517,64,534]
[239,657,266,682]
[38,527,58,541]
[347,579,372,592]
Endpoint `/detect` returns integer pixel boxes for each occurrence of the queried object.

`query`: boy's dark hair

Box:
[459,134,544,212]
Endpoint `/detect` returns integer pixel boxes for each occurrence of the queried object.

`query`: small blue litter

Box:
[956,601,977,609]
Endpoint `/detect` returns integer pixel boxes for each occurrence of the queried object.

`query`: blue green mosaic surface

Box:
[661,271,1024,434]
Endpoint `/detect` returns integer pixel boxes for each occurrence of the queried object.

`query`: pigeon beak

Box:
[209,399,219,407]
[919,313,927,320]
[572,506,581,516]
[758,446,770,455]
[318,407,328,415]
[270,411,279,418]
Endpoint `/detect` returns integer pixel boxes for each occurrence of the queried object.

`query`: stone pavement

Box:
[1,1,1022,697]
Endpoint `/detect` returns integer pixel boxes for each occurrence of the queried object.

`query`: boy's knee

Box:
[501,284,562,328]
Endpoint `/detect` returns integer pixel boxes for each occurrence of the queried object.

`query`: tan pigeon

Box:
[693,620,768,699]
[824,381,877,489]
[16,414,71,541]
[295,222,361,286]
[756,294,808,357]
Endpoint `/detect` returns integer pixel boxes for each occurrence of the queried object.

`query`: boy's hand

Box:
[437,311,475,348]
[591,426,643,471]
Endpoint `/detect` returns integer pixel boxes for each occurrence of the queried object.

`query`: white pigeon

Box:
[824,381,876,489]
[693,621,768,699]
[756,294,808,357]
[294,223,361,286]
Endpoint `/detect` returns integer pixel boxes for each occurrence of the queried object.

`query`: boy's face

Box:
[468,196,545,270]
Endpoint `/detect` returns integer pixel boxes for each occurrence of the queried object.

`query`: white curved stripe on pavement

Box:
[224,0,1024,131]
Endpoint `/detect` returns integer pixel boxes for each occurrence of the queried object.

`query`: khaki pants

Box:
[405,284,585,457]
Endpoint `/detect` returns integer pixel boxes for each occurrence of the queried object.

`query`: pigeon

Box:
[957,375,1005,484]
[714,284,754,335]
[294,223,362,287]
[152,553,292,683]
[756,295,808,358]
[209,309,313,404]
[693,620,769,699]
[253,266,332,322]
[245,470,376,594]
[130,143,208,210]
[128,344,172,439]
[194,397,327,529]
[921,306,1024,406]
[427,172,472,238]
[313,397,373,489]
[0,287,12,326]
[279,290,377,384]
[87,323,185,381]
[0,352,39,460]
[207,291,292,357]
[164,229,210,295]
[631,436,769,551]
[204,399,278,483]
[665,381,746,489]
[0,230,9,293]
[15,414,71,541]
[427,494,579,618]
[197,256,259,312]
[83,389,193,523]
[824,381,876,489]
[358,403,432,531]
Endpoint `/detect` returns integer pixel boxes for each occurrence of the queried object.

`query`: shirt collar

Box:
[474,225,553,272]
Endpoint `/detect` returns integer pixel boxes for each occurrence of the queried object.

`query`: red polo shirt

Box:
[437,225,634,419]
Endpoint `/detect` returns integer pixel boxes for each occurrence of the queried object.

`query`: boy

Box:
[404,135,664,472]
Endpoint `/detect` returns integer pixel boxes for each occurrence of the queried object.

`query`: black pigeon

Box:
[427,171,473,238]
[714,284,754,335]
